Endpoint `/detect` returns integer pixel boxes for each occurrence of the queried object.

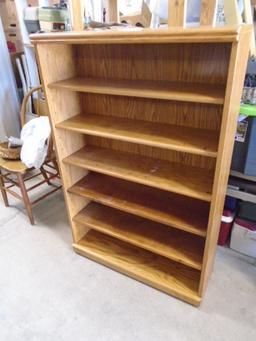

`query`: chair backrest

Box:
[20,85,46,127]
[20,86,53,157]
[168,0,218,28]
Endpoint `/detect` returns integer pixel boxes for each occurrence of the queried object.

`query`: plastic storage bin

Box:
[231,116,256,176]
[238,201,256,221]
[230,218,256,257]
[24,7,40,33]
[218,210,235,246]
[38,7,68,32]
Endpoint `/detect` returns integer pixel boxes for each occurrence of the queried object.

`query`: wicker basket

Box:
[0,142,21,160]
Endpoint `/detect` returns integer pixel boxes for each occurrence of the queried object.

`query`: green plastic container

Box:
[38,7,68,23]
[240,104,256,117]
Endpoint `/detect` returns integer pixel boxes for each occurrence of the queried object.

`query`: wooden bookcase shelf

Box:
[56,114,219,157]
[63,145,214,201]
[32,26,251,306]
[49,77,225,105]
[73,202,204,270]
[74,230,201,306]
[68,172,209,237]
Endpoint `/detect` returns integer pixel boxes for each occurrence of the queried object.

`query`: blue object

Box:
[244,118,256,175]
[224,196,237,211]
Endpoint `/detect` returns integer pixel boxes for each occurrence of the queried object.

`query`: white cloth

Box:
[20,116,51,169]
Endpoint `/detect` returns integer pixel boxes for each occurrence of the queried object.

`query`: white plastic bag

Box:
[20,116,51,169]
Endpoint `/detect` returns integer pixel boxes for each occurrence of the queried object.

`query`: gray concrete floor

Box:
[0,189,256,341]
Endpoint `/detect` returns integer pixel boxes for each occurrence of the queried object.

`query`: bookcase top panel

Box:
[30,25,250,45]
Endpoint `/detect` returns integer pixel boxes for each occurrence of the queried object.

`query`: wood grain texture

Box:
[56,114,219,157]
[49,77,225,105]
[63,145,213,201]
[81,94,223,130]
[87,137,216,171]
[30,26,245,44]
[35,25,251,305]
[74,202,204,270]
[0,157,28,174]
[200,0,218,27]
[69,173,209,237]
[199,27,252,295]
[74,230,201,306]
[35,43,89,243]
[70,0,85,31]
[75,43,231,86]
[0,169,9,206]
[168,0,187,27]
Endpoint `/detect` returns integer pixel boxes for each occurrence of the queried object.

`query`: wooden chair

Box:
[0,86,61,225]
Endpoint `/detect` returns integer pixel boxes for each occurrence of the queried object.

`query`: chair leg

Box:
[17,173,34,225]
[52,159,60,176]
[40,166,51,185]
[0,169,9,207]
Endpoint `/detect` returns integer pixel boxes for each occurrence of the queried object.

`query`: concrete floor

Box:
[0,189,256,341]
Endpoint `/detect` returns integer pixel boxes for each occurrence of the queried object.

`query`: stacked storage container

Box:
[231,107,256,176]
[230,202,256,257]
[218,196,237,246]
[38,7,69,32]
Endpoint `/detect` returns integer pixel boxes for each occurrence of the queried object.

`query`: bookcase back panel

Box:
[75,43,231,85]
[81,93,222,130]
[86,136,216,170]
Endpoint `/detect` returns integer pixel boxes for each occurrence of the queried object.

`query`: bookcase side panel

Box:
[35,43,90,242]
[199,29,251,296]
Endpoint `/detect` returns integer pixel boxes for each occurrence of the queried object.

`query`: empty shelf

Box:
[49,77,225,105]
[63,145,213,201]
[74,202,204,270]
[56,114,219,157]
[74,230,201,306]
[69,173,209,237]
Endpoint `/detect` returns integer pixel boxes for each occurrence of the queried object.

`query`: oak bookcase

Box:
[31,26,251,305]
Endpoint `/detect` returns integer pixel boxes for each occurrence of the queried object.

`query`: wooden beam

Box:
[199,27,252,296]
[70,0,85,31]
[243,0,256,56]
[108,0,118,22]
[168,0,187,27]
[224,0,242,25]
[200,0,218,27]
